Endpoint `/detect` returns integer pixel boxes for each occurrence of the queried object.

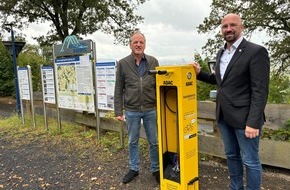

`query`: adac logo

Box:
[60,35,88,52]
[186,81,193,86]
[187,72,192,79]
[163,80,173,85]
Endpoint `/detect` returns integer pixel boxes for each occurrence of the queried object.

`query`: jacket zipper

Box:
[140,77,143,110]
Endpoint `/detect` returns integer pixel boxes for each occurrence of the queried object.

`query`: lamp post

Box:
[207,58,217,101]
[207,58,216,74]
[4,23,22,115]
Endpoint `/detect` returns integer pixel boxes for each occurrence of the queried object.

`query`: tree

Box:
[0,0,147,46]
[197,0,290,75]
[18,44,51,92]
[0,40,14,96]
[268,74,290,104]
[193,53,216,101]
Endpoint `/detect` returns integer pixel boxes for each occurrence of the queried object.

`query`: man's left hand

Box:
[245,126,259,138]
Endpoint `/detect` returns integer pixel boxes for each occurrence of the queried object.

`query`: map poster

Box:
[96,61,116,110]
[54,55,95,112]
[41,66,56,104]
[18,67,30,100]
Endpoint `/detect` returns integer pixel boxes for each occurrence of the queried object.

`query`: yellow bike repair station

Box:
[153,65,199,190]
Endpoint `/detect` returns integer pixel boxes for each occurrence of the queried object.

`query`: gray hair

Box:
[129,30,146,43]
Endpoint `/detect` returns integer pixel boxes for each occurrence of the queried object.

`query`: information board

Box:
[18,67,30,100]
[41,66,56,104]
[96,61,116,110]
[54,54,95,112]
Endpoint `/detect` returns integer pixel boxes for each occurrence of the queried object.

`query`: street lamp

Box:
[207,58,216,74]
[3,23,25,115]
[207,58,217,101]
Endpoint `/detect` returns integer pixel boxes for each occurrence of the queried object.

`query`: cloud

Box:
[131,0,212,63]
[76,0,213,63]
[9,0,213,64]
[5,0,269,66]
[136,0,211,31]
[26,22,51,39]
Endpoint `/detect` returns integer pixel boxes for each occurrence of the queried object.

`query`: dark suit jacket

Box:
[197,38,270,129]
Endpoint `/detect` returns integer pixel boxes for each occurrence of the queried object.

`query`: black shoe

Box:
[122,170,139,184]
[152,170,160,183]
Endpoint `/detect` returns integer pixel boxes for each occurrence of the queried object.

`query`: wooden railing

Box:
[26,95,290,169]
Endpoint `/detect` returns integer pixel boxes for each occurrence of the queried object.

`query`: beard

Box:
[223,32,238,43]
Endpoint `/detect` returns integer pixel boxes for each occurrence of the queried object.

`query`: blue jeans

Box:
[218,119,262,190]
[125,110,159,172]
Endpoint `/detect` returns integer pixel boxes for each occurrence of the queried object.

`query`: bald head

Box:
[221,13,244,45]
[222,13,243,25]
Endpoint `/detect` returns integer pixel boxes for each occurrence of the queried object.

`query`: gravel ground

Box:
[0,97,290,189]
[0,128,290,190]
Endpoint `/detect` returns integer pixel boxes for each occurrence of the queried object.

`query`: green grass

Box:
[0,114,102,150]
[0,114,147,154]
[4,113,288,166]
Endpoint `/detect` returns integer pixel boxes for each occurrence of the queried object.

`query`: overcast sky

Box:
[14,0,210,64]
[3,0,269,64]
[91,0,213,64]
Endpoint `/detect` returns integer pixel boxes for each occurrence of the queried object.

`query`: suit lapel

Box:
[222,39,247,82]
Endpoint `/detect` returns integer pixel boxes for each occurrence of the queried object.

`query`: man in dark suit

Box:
[192,13,270,190]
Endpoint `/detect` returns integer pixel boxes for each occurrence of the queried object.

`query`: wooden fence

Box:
[27,97,290,170]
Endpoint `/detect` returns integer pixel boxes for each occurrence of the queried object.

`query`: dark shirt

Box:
[137,55,147,77]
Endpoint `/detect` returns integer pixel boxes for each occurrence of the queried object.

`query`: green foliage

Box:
[17,44,51,91]
[262,127,290,142]
[193,53,290,104]
[194,53,216,101]
[0,41,15,96]
[0,114,97,144]
[262,119,290,142]
[197,0,290,76]
[40,45,53,64]
[0,0,147,45]
[0,42,51,97]
[284,120,290,130]
[99,131,123,152]
[268,74,290,104]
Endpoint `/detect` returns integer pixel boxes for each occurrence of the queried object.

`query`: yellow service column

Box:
[154,65,198,190]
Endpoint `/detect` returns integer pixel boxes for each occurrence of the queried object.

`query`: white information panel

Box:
[41,66,56,104]
[18,67,30,100]
[54,54,95,112]
[96,61,116,110]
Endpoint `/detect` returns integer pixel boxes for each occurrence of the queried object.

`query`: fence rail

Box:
[27,95,290,170]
